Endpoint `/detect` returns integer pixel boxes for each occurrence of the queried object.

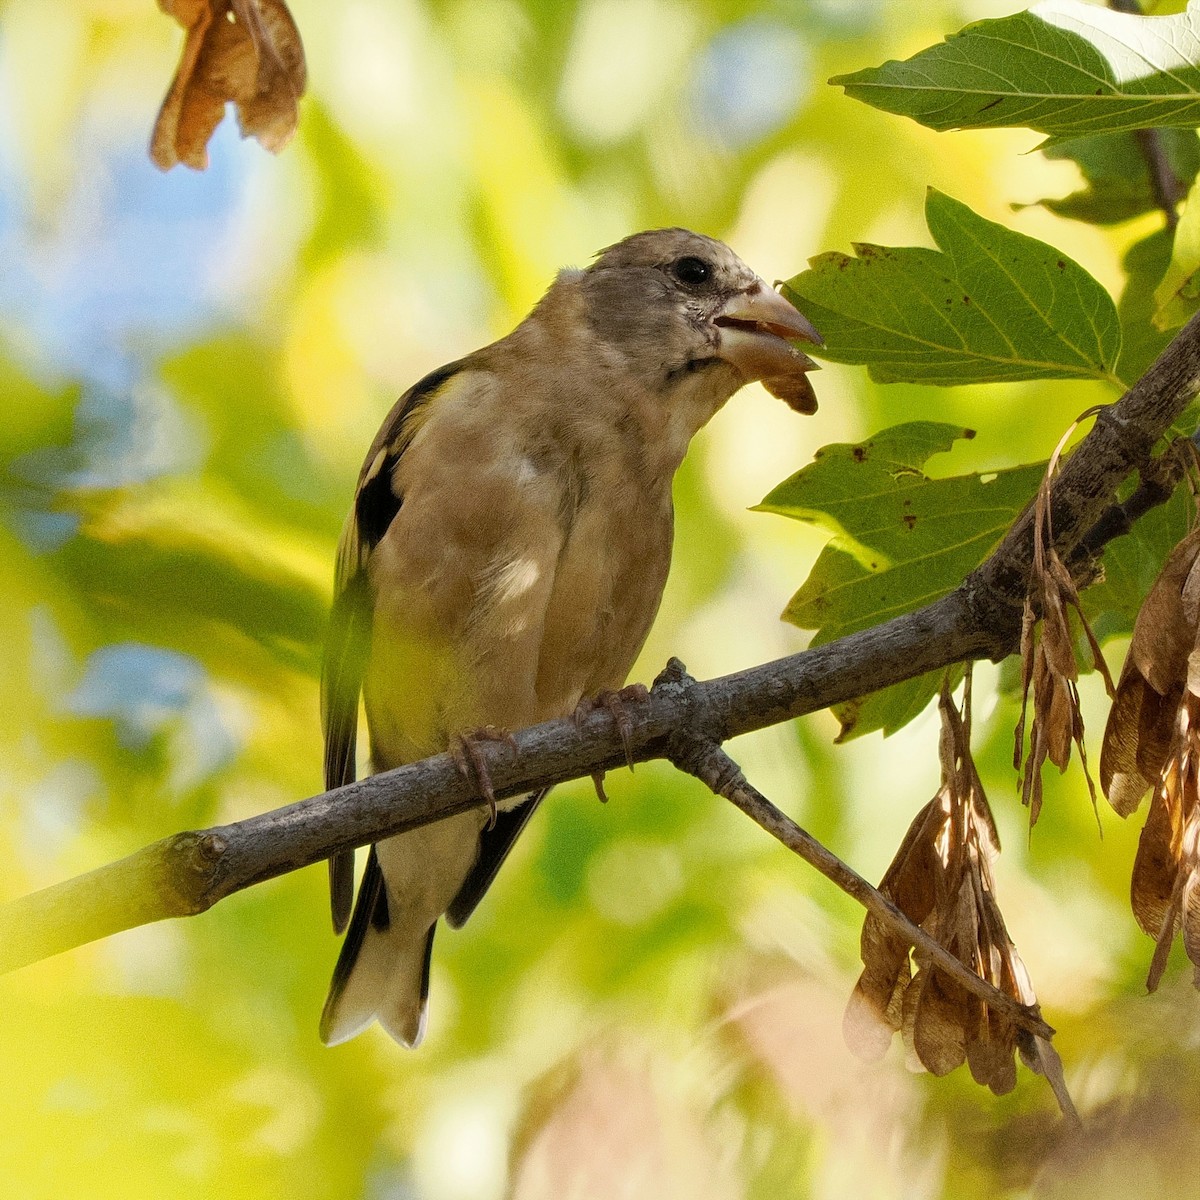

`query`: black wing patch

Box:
[322,571,374,932]
[445,788,550,928]
[320,844,387,1037]
[354,451,403,550]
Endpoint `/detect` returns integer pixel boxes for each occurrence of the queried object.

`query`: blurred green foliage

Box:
[2,2,1199,1199]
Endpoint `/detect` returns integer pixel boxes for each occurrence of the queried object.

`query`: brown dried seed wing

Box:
[153,0,306,170]
[843,977,902,1062]
[1182,861,1200,980]
[1130,781,1183,938]
[232,0,307,152]
[1101,675,1173,816]
[1039,590,1079,683]
[1126,527,1200,694]
[151,1,220,169]
[878,797,944,922]
[908,970,968,1077]
[854,912,911,1003]
[966,1027,1018,1096]
[763,372,818,414]
[1043,668,1076,773]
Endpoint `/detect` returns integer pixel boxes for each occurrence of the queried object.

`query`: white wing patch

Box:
[484,555,544,637]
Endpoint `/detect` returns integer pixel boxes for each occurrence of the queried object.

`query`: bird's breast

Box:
[530,434,675,718]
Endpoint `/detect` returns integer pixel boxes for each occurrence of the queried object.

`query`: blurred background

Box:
[1,0,1198,1196]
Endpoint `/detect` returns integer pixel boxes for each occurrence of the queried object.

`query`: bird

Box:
[318,227,822,1047]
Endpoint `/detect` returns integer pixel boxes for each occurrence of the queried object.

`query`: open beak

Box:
[714,280,823,414]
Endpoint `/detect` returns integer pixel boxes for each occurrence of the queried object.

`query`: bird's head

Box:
[578,227,823,415]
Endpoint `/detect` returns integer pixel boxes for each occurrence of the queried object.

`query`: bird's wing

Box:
[445,787,551,928]
[321,362,466,932]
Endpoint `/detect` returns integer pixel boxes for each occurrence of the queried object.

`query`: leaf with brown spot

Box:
[760,422,1043,739]
[152,0,306,171]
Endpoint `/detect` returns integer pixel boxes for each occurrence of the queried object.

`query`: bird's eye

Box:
[672,256,712,287]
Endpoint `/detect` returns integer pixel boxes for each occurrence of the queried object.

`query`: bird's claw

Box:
[573,684,648,771]
[451,726,514,828]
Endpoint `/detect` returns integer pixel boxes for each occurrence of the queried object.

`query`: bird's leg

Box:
[450,726,516,829]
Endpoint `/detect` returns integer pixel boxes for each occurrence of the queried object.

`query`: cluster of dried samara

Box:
[1101,525,1200,991]
[1014,439,1113,828]
[846,450,1200,1112]
[1009,440,1200,993]
[845,683,1070,1108]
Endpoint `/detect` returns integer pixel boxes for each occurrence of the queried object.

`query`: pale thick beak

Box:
[714,280,823,414]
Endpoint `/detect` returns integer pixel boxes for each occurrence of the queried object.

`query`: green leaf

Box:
[1155,172,1200,328]
[1084,461,1196,643]
[832,1,1200,139]
[758,422,1045,738]
[782,189,1123,387]
[1118,227,1176,381]
[1026,130,1199,225]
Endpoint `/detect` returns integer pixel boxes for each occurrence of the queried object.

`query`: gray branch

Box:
[5,309,1200,1034]
[664,687,1054,1040]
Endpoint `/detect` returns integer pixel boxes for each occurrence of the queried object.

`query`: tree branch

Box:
[5,311,1200,983]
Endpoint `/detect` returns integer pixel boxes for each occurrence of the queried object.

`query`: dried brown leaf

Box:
[152,0,306,171]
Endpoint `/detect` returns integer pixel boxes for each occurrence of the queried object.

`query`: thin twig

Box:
[662,669,1054,1043]
[1075,432,1199,560]
[1134,130,1183,232]
[1108,2,1185,231]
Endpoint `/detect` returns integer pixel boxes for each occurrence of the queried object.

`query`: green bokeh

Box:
[1,3,1195,1199]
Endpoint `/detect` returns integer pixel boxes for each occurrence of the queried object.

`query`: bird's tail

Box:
[319,847,434,1047]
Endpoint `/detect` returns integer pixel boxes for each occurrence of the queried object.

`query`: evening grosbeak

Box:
[319,228,821,1046]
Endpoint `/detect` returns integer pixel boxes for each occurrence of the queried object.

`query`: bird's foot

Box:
[573,684,649,771]
[451,726,516,829]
